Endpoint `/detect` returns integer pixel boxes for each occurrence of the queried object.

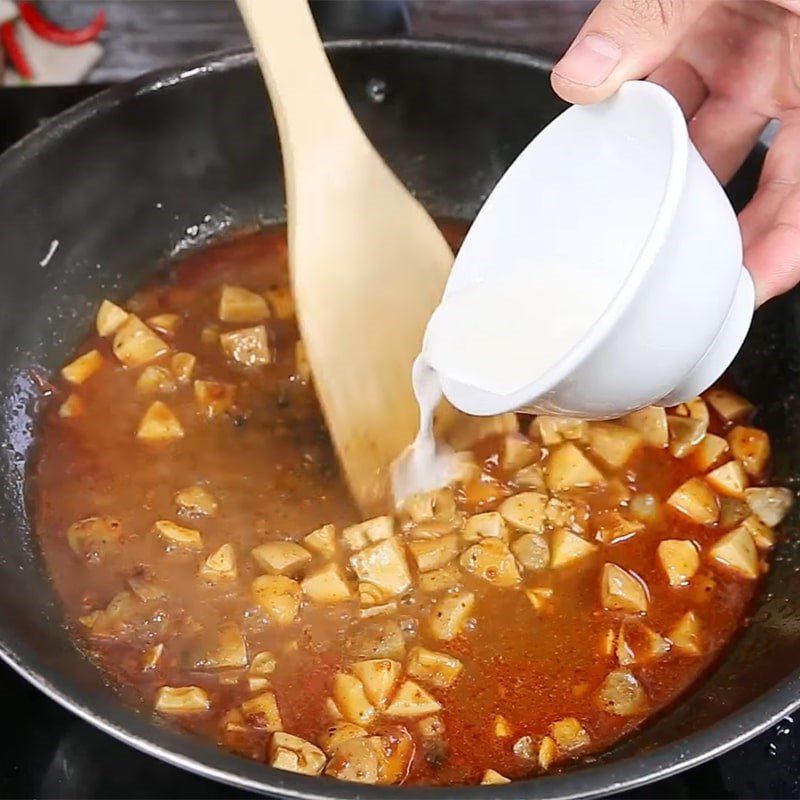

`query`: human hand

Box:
[551,0,800,305]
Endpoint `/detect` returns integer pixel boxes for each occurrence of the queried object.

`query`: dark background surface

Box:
[0,2,797,798]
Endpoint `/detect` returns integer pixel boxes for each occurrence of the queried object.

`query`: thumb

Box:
[551,0,713,104]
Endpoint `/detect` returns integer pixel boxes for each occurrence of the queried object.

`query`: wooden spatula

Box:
[237,0,454,515]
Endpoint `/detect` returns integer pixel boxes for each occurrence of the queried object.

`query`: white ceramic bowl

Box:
[429,80,754,418]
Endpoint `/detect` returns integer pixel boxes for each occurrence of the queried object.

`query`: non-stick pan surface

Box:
[0,41,798,800]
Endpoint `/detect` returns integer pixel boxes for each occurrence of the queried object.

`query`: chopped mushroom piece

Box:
[511,532,550,571]
[146,313,182,336]
[667,416,707,458]
[351,659,401,708]
[251,575,302,624]
[220,325,271,367]
[269,732,326,776]
[218,284,269,323]
[154,519,202,550]
[668,611,703,655]
[198,544,238,583]
[304,523,336,559]
[406,646,463,689]
[459,538,521,587]
[136,365,177,395]
[137,401,184,443]
[588,422,643,468]
[532,415,587,446]
[539,736,557,770]
[252,541,312,576]
[113,315,169,367]
[667,478,718,525]
[693,433,730,471]
[615,620,669,665]
[550,529,597,568]
[175,485,218,517]
[384,680,441,717]
[418,563,462,594]
[595,511,645,545]
[58,393,86,418]
[657,540,700,587]
[498,491,547,533]
[302,563,352,603]
[324,735,382,783]
[333,672,377,726]
[481,769,511,785]
[193,379,237,419]
[408,534,460,573]
[550,717,590,752]
[742,514,776,550]
[744,486,794,526]
[62,349,103,385]
[342,516,394,552]
[463,511,509,543]
[67,516,123,563]
[170,352,196,384]
[601,564,648,613]
[96,299,128,336]
[546,443,605,491]
[350,537,411,601]
[728,426,770,477]
[155,686,210,715]
[706,460,748,498]
[427,591,475,641]
[620,406,668,448]
[501,434,539,471]
[709,526,759,579]
[597,669,648,716]
[705,389,754,423]
[240,690,283,730]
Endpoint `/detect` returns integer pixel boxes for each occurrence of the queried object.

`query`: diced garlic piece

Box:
[550,717,590,752]
[324,736,382,783]
[67,515,123,562]
[220,325,271,367]
[175,485,218,517]
[728,426,770,477]
[303,523,336,559]
[137,401,184,443]
[351,659,401,708]
[481,769,511,785]
[524,586,553,611]
[745,486,794,526]
[498,491,547,533]
[155,686,210,715]
[706,460,748,498]
[447,412,519,451]
[333,672,377,725]
[667,478,718,525]
[407,646,463,689]
[531,415,587,446]
[240,690,283,730]
[705,389,754,423]
[146,313,182,336]
[350,537,411,601]
[198,543,238,582]
[460,538,521,587]
[615,620,669,666]
[620,406,668,448]
[136,365,177,395]
[668,611,703,655]
[154,519,202,550]
[96,299,128,336]
[595,511,645,545]
[384,680,441,717]
[302,563,351,603]
[501,434,539,471]
[318,720,368,757]
[597,669,648,716]
[418,562,462,594]
[252,541,312,576]
[539,736,557,770]
[59,393,86,418]
[294,340,311,381]
[550,529,596,568]
[493,715,513,738]
[742,514,776,550]
[62,349,103,385]
[170,352,196,384]
[269,732,325,776]
[251,575,302,624]
[657,539,699,587]
[463,511,509,543]
[692,433,730,471]
[342,516,394,552]
[193,379,237,419]
[113,315,169,367]
[218,284,269,323]
[601,563,648,613]
[427,591,475,640]
[709,526,759,578]
[588,422,643,468]
[667,416,708,458]
[546,443,605,491]
[511,532,550,571]
[408,534,460,573]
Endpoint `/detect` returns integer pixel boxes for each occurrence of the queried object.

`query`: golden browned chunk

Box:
[597,669,648,716]
[686,396,710,425]
[744,486,794,526]
[66,516,122,563]
[480,769,511,785]
[250,650,277,677]
[195,623,248,670]
[198,543,238,583]
[155,686,210,715]
[595,511,645,545]
[318,721,368,756]
[408,534,460,573]
[546,443,605,491]
[728,426,770,477]
[333,672,377,726]
[96,299,128,336]
[459,538,521,587]
[146,313,182,336]
[620,406,668,448]
[350,537,411,601]
[193,379,236,419]
[742,514,775,550]
[615,620,669,666]
[302,563,351,603]
[58,393,86,418]
[407,646,463,689]
[513,463,546,491]
[252,541,312,576]
[351,659,401,708]
[136,365,177,395]
[657,540,700,587]
[709,526,759,579]
[524,586,553,611]
[511,532,550,571]
[251,575,302,624]
[498,491,547,534]
[384,680,441,717]
[137,401,184,443]
[418,563,462,594]
[538,736,557,770]
[154,519,202,550]
[428,591,475,640]
[705,389,753,423]
[493,715,513,738]
[667,416,708,459]
[588,422,643,468]
[218,284,269,323]
[342,516,394,552]
[62,349,103,385]
[170,351,196,384]
[692,433,730,471]
[601,563,648,613]
[463,511,509,543]
[269,732,326,776]
[550,529,596,568]
[550,717,590,752]
[706,460,748,498]
[501,434,539,471]
[113,315,169,367]
[240,690,283,730]
[531,415,587,446]
[220,325,271,367]
[447,412,518,450]
[668,611,703,655]
[667,478,718,525]
[175,485,218,517]
[304,523,336,559]
[324,736,382,783]
[400,488,457,524]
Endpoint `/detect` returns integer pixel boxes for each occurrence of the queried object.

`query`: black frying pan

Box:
[0,41,798,800]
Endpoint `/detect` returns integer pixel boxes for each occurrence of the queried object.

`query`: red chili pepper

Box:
[1,20,33,80]
[19,2,106,46]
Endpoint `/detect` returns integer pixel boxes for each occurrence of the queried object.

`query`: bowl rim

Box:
[0,39,797,800]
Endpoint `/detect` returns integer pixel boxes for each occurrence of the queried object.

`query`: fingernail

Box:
[553,34,621,87]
